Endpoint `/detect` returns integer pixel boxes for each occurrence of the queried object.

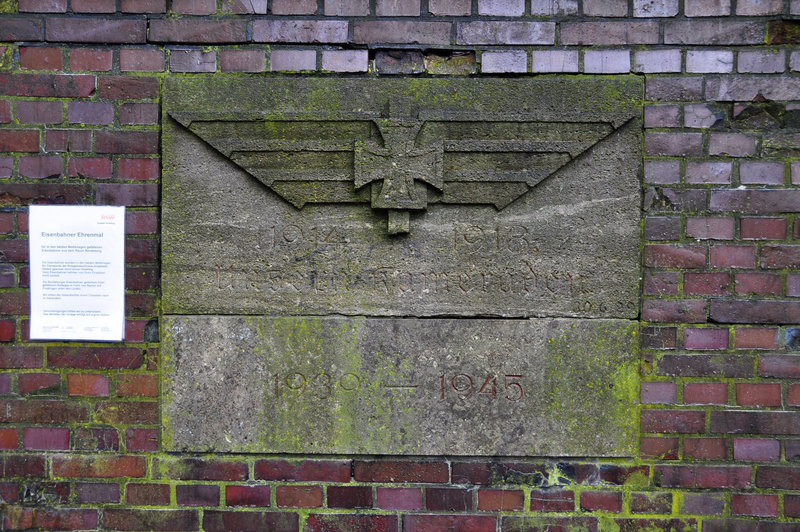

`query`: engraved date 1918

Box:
[272,371,524,403]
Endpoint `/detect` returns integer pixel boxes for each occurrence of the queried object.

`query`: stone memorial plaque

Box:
[162,77,643,456]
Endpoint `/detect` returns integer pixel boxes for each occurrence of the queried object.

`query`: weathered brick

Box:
[276,485,323,508]
[641,382,677,404]
[0,73,95,97]
[1,399,88,424]
[172,0,216,14]
[646,133,703,156]
[711,411,800,435]
[19,156,63,178]
[706,76,800,101]
[580,491,623,512]
[16,100,63,124]
[684,382,727,404]
[104,509,199,531]
[739,161,784,185]
[710,244,756,268]
[118,373,158,397]
[96,131,158,154]
[76,482,119,503]
[48,347,142,369]
[738,0,783,14]
[655,465,751,488]
[220,49,265,72]
[17,372,59,395]
[69,48,113,71]
[67,373,110,396]
[121,0,166,12]
[644,244,706,268]
[684,327,729,349]
[762,245,800,268]
[561,21,658,45]
[685,161,731,184]
[119,158,159,180]
[642,326,677,348]
[685,0,731,16]
[46,18,145,43]
[225,485,270,507]
[99,76,158,99]
[736,383,781,406]
[170,49,216,73]
[149,20,247,43]
[323,0,368,15]
[644,216,680,241]
[530,0,578,14]
[155,458,248,481]
[23,427,70,450]
[376,487,423,510]
[734,327,779,349]
[375,50,425,74]
[739,49,786,73]
[641,410,706,433]
[426,487,472,511]
[733,438,780,461]
[19,46,63,70]
[328,485,373,508]
[126,483,171,506]
[734,273,781,296]
[270,49,316,71]
[687,50,734,73]
[482,51,527,73]
[68,101,113,125]
[741,217,787,240]
[584,49,629,73]
[53,455,146,478]
[406,515,496,532]
[759,355,800,378]
[685,104,721,128]
[0,17,44,41]
[711,190,800,213]
[256,20,349,43]
[664,20,764,45]
[634,50,681,73]
[119,103,158,126]
[204,511,298,532]
[378,0,420,15]
[657,354,753,377]
[120,48,165,72]
[756,466,800,489]
[711,300,800,324]
[634,0,678,16]
[630,492,672,514]
[72,0,116,12]
[305,514,395,532]
[321,50,368,72]
[354,460,448,483]
[126,428,158,451]
[477,489,524,511]
[176,484,219,507]
[686,217,735,240]
[255,459,350,482]
[458,22,554,45]
[643,300,707,323]
[682,493,725,515]
[686,437,728,460]
[583,0,627,16]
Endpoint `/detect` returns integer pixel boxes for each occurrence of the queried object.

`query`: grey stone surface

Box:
[162,77,642,319]
[162,316,639,456]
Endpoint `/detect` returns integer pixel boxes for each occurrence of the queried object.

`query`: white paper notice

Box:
[29,205,125,341]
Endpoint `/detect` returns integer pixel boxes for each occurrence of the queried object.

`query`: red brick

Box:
[96,131,158,154]
[150,19,247,43]
[276,485,323,508]
[686,161,732,184]
[641,382,677,404]
[327,485,373,508]
[0,373,10,393]
[73,427,119,451]
[0,319,14,341]
[0,428,18,450]
[787,495,800,518]
[72,0,116,11]
[20,46,63,70]
[97,183,159,206]
[710,411,800,435]
[684,437,727,460]
[121,0,166,12]
[737,383,782,407]
[684,383,727,405]
[119,103,158,125]
[23,427,70,450]
[53,455,146,478]
[95,401,157,425]
[644,272,679,296]
[0,17,44,41]
[733,438,781,461]
[98,75,158,99]
[255,459,350,482]
[580,491,622,513]
[68,156,112,179]
[789,383,800,406]
[710,300,800,324]
[225,485,270,507]
[710,244,756,268]
[404,514,496,532]
[376,487,423,510]
[426,487,472,511]
[644,244,706,268]
[761,245,800,268]
[630,492,672,514]
[757,466,800,489]
[204,511,299,532]
[686,217,735,240]
[645,216,680,240]
[655,465,751,489]
[172,0,216,14]
[2,454,46,477]
[641,437,679,460]
[354,460,448,483]
[155,458,248,481]
[684,327,729,350]
[646,132,703,156]
[741,218,787,241]
[67,374,110,396]
[126,428,158,452]
[0,73,95,98]
[684,273,729,296]
[2,508,98,530]
[0,101,9,123]
[119,48,165,72]
[681,492,725,515]
[734,327,779,349]
[45,129,91,152]
[46,18,146,43]
[786,273,800,296]
[19,155,64,178]
[734,273,781,296]
[17,100,63,124]
[732,494,779,517]
[126,265,158,290]
[176,484,219,507]
[711,189,800,213]
[0,346,43,369]
[117,373,158,397]
[169,49,216,73]
[220,49,265,72]
[68,101,113,125]
[104,509,198,531]
[0,399,88,423]
[69,48,113,71]
[127,293,157,316]
[0,130,40,152]
[126,483,171,506]
[118,158,159,180]
[76,482,119,503]
[642,300,707,323]
[48,347,142,369]
[275,0,318,14]
[19,0,67,11]
[305,514,396,532]
[527,489,575,511]
[477,489,523,511]
[641,410,705,433]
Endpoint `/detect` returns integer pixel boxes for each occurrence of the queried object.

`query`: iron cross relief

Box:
[354,119,443,235]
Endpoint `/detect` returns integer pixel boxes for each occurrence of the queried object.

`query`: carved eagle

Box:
[169,97,617,235]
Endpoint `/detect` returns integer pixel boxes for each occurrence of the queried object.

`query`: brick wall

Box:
[0,1,798,530]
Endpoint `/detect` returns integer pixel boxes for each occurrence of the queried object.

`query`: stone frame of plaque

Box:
[161,76,643,456]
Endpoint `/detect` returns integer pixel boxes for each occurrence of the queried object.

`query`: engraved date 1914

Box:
[273,372,524,402]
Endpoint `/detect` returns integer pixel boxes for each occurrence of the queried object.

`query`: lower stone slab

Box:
[162,316,638,456]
